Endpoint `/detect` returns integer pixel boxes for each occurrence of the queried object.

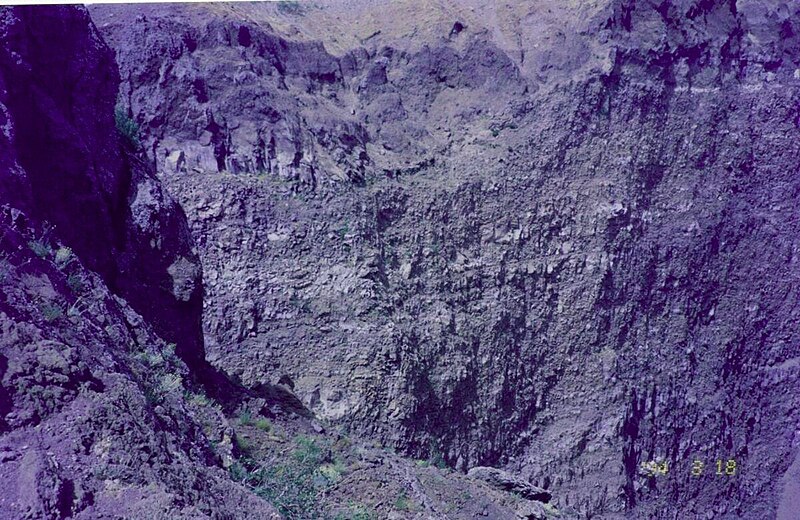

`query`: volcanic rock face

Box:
[0,5,561,519]
[0,6,278,518]
[87,0,799,518]
[0,6,204,367]
[91,3,527,187]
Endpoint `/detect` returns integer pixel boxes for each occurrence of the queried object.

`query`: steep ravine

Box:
[91,1,800,519]
[0,5,204,368]
[0,5,562,519]
[0,5,280,518]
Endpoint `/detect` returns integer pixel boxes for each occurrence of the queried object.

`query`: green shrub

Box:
[115,105,140,148]
[238,410,253,426]
[40,302,64,322]
[319,459,346,483]
[135,350,164,368]
[428,443,448,469]
[337,221,350,239]
[255,417,272,432]
[28,239,52,259]
[336,504,377,520]
[66,273,85,294]
[236,435,254,456]
[229,461,250,483]
[54,246,73,268]
[158,373,183,394]
[394,490,412,511]
[230,435,332,519]
[187,391,212,407]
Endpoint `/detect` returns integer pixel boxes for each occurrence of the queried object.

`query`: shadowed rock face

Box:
[0,208,282,520]
[0,5,204,367]
[0,7,285,518]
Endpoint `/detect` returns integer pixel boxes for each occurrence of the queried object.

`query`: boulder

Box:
[468,466,552,502]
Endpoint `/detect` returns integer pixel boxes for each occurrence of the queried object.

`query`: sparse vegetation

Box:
[28,238,52,259]
[277,1,305,15]
[394,490,412,511]
[66,273,85,294]
[236,435,254,456]
[255,417,272,432]
[229,434,348,519]
[54,246,73,268]
[337,221,350,239]
[186,391,212,407]
[335,503,377,520]
[428,445,448,469]
[318,459,346,483]
[67,296,92,319]
[159,373,183,394]
[135,342,185,405]
[115,104,140,148]
[238,409,253,426]
[40,302,64,322]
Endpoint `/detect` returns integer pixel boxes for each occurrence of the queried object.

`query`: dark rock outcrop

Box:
[0,5,204,367]
[0,6,282,518]
[0,208,281,519]
[468,466,552,502]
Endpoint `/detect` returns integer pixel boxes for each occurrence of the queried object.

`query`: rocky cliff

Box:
[91,1,800,518]
[0,5,204,368]
[0,6,281,518]
[0,5,559,519]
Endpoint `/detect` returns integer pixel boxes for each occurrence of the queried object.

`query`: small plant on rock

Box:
[28,239,52,259]
[318,459,346,483]
[66,273,85,294]
[230,434,333,519]
[394,490,412,511]
[238,409,253,426]
[54,246,73,268]
[40,302,64,322]
[428,445,448,470]
[159,373,183,395]
[186,391,212,407]
[115,104,140,148]
[255,417,272,432]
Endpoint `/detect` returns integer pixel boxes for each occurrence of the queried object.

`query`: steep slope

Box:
[0,207,283,519]
[0,5,204,368]
[0,6,282,519]
[0,6,560,519]
[92,1,800,519]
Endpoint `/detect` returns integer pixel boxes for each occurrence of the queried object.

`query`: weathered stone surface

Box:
[468,466,552,502]
[91,1,800,518]
[0,5,204,367]
[0,208,281,520]
[0,6,566,519]
[2,1,798,519]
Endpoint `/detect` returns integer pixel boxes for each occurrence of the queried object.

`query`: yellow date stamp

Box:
[691,459,737,476]
[640,459,738,477]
